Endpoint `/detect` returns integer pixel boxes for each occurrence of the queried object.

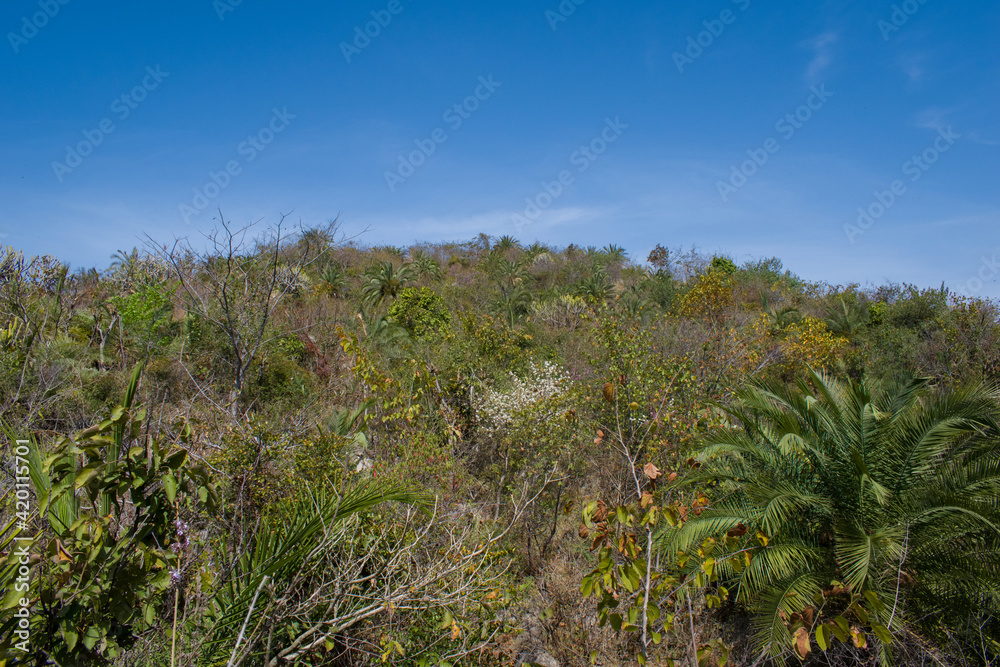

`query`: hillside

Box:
[1,223,998,667]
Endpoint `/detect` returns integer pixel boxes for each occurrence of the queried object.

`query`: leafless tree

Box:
[149,211,345,417]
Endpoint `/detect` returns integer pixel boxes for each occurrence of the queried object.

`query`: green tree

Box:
[386,287,452,339]
[709,255,738,276]
[668,370,1000,663]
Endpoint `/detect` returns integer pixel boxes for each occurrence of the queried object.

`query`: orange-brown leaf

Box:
[793,628,811,659]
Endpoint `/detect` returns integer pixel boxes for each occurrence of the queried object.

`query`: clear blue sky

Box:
[2,1,998,295]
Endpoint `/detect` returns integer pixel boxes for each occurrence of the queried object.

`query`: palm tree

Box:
[526,242,549,259]
[487,258,532,326]
[495,235,520,255]
[574,269,615,304]
[825,296,869,337]
[319,262,348,297]
[409,250,442,281]
[364,314,412,357]
[666,370,1000,663]
[109,247,142,285]
[499,284,533,327]
[361,261,415,308]
[602,244,628,265]
[761,295,802,335]
[617,287,649,320]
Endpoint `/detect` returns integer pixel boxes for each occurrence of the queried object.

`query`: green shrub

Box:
[387,287,452,339]
[0,368,217,665]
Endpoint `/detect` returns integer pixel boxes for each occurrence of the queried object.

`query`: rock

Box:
[534,651,560,667]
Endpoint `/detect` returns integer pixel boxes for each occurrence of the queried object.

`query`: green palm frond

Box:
[671,370,1000,657]
[753,573,824,659]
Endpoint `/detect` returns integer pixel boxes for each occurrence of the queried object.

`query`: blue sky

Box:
[2,0,998,295]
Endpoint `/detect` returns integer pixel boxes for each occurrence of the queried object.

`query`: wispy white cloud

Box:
[358,205,611,242]
[967,131,1000,147]
[803,32,838,83]
[898,52,927,84]
[912,106,961,131]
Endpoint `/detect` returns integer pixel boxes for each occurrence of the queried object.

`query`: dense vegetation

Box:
[1,218,998,666]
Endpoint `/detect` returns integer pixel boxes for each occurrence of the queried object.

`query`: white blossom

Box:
[474,361,570,435]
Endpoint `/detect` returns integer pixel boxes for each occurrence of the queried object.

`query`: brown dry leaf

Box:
[578,524,590,539]
[643,462,662,480]
[802,606,815,626]
[793,628,811,660]
[726,523,749,538]
[668,472,679,482]
[640,491,654,509]
[602,382,615,403]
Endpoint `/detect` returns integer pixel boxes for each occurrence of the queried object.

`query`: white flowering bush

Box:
[474,360,571,436]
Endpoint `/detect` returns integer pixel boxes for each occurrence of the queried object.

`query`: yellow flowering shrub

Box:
[778,316,847,375]
[677,270,736,322]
